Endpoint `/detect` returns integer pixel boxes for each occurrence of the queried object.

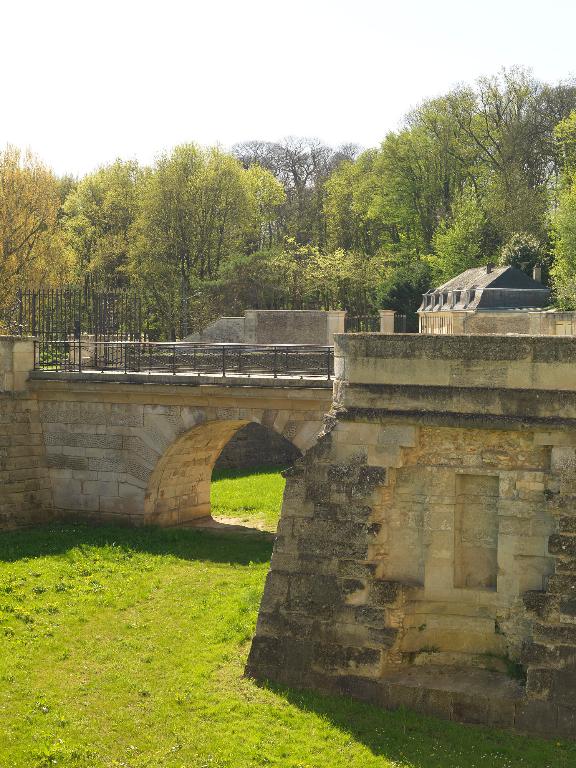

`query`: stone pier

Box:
[247,334,576,739]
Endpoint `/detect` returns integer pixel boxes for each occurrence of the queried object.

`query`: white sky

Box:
[3,0,576,176]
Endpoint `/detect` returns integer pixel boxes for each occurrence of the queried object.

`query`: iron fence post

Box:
[273,348,278,378]
[222,346,226,377]
[172,344,176,375]
[17,289,23,335]
[326,348,331,380]
[78,337,82,373]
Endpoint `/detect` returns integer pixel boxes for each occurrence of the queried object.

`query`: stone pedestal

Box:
[379,310,396,334]
[0,336,34,391]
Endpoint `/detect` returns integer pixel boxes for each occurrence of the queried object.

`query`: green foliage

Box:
[6,67,576,329]
[127,145,284,337]
[498,232,546,275]
[62,159,140,283]
[429,192,495,283]
[555,110,576,183]
[211,242,386,316]
[551,181,576,308]
[325,68,575,300]
[377,259,432,330]
[0,521,574,767]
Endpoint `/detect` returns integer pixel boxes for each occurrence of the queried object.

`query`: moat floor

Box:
[0,476,574,766]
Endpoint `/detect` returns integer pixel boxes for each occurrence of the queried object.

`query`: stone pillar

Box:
[325,310,346,345]
[379,310,396,334]
[450,311,467,334]
[243,311,258,343]
[80,334,96,366]
[0,336,34,391]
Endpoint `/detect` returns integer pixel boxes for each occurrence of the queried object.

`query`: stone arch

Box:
[214,421,302,471]
[143,412,319,526]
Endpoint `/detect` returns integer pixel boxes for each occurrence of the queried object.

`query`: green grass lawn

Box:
[211,466,286,530]
[0,472,574,766]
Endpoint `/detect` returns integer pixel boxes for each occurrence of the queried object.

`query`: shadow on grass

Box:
[263,682,576,768]
[0,523,273,565]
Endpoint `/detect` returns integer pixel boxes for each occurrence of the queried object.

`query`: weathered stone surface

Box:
[549,535,576,556]
[247,334,576,739]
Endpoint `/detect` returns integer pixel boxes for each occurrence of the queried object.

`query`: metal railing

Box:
[33,340,335,380]
[394,314,407,333]
[13,285,143,341]
[345,315,380,332]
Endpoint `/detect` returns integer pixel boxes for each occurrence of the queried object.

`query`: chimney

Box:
[486,264,494,274]
[533,265,542,283]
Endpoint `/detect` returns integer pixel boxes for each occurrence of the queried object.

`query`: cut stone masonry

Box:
[247,334,576,739]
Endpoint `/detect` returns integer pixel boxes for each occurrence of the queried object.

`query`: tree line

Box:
[4,67,576,338]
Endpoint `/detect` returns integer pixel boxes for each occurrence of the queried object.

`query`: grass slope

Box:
[211,466,286,529]
[0,473,573,766]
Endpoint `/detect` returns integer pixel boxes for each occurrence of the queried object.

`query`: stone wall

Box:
[186,310,346,346]
[0,338,52,530]
[214,421,301,470]
[29,374,330,526]
[247,334,576,739]
[245,310,345,346]
[420,309,576,336]
[185,317,245,343]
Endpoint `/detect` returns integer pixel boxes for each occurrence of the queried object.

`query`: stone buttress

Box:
[247,334,576,739]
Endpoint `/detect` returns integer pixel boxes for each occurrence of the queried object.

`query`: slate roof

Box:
[419,265,550,312]
[436,265,546,292]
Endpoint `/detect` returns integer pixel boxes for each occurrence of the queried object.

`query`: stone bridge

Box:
[4,333,576,737]
[0,338,331,528]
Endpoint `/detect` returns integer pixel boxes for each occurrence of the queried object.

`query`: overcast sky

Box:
[3,0,576,176]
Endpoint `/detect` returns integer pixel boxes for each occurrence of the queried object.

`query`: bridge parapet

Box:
[334,332,576,392]
[0,336,34,391]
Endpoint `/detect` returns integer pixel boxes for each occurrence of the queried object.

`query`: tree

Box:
[245,164,286,250]
[555,110,576,184]
[551,183,576,308]
[430,191,495,282]
[234,137,358,247]
[498,232,545,276]
[324,151,390,255]
[431,69,575,242]
[62,159,141,284]
[0,145,71,326]
[377,259,432,330]
[129,145,283,337]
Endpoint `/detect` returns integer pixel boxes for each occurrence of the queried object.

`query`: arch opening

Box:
[144,418,302,528]
[211,422,302,532]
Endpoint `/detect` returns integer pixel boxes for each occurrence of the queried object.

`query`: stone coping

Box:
[333,333,576,392]
[334,332,576,361]
[28,370,334,389]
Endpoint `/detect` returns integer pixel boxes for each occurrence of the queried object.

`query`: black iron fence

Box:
[394,314,407,333]
[345,313,409,333]
[33,341,334,379]
[13,285,143,341]
[344,315,380,332]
